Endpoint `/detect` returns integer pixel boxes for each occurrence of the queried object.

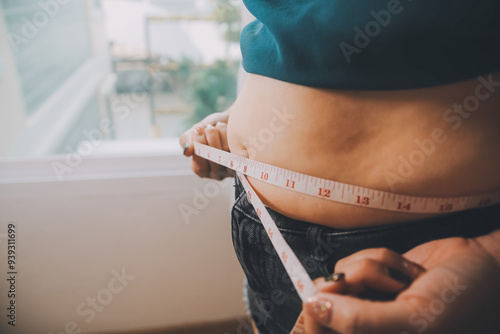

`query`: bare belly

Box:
[226,73,500,229]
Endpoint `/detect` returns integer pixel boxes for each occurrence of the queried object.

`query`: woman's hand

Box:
[303,232,500,334]
[304,248,425,334]
[179,111,234,180]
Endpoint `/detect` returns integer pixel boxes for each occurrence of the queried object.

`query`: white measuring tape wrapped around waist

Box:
[193,142,500,333]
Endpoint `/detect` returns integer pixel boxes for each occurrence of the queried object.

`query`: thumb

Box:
[304,292,413,334]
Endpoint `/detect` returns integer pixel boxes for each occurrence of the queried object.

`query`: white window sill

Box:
[0,138,191,184]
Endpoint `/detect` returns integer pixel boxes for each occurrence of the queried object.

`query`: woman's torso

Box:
[227,73,500,229]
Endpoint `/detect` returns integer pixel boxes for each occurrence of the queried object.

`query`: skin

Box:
[181,73,500,228]
[179,72,500,332]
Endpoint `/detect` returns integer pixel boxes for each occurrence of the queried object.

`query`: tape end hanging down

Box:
[236,171,317,301]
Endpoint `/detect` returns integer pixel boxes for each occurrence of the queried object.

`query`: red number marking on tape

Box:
[297,280,304,293]
[356,196,370,205]
[318,188,331,197]
[397,202,411,211]
[282,251,287,263]
[479,198,491,206]
[439,203,453,212]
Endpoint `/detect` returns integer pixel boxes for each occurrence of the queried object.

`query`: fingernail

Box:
[205,124,214,129]
[410,264,426,278]
[215,121,224,127]
[305,296,333,323]
[194,126,203,136]
[403,259,425,278]
[182,142,189,155]
[325,272,345,282]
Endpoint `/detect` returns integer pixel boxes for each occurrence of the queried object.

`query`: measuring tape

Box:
[193,141,500,333]
[239,172,311,334]
[194,143,500,214]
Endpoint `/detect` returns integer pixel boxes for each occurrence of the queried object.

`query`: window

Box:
[0,0,242,157]
[2,0,91,116]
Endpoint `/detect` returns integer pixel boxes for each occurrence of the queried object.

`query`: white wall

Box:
[0,141,247,334]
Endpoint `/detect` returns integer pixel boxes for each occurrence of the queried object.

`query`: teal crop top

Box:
[240,0,500,90]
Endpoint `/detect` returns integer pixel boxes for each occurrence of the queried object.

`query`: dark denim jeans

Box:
[231,175,500,334]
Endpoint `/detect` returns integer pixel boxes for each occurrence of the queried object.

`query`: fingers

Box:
[179,121,203,157]
[179,111,229,157]
[304,275,346,334]
[303,248,426,333]
[185,123,233,179]
[204,124,230,180]
[313,273,346,295]
[336,248,425,282]
[191,126,211,178]
[215,121,230,152]
[304,292,413,334]
[309,248,425,311]
[179,130,193,157]
[303,311,337,334]
[337,258,409,295]
[214,121,234,177]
